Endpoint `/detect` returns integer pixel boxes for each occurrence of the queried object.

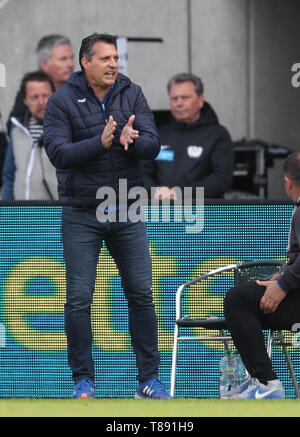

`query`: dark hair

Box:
[167,73,204,96]
[36,34,72,67]
[283,152,300,186]
[20,71,55,98]
[79,33,117,70]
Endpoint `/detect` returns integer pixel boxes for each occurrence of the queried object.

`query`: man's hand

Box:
[101,115,117,149]
[120,114,139,151]
[257,279,287,314]
[154,186,177,200]
[269,272,282,281]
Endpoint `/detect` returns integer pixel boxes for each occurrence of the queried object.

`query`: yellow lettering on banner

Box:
[92,244,178,353]
[3,252,248,354]
[4,257,67,351]
[186,257,238,351]
[150,242,177,352]
[92,248,131,351]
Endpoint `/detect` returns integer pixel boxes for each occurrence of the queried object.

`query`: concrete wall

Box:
[249,0,300,198]
[0,0,299,198]
[191,0,248,142]
[0,0,248,138]
[0,0,188,125]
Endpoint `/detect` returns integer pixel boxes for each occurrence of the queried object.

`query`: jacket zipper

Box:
[11,117,35,200]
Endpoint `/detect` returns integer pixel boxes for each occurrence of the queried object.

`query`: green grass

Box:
[0,398,299,417]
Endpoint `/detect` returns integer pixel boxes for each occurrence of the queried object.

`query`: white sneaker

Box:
[231,378,284,399]
[221,377,252,399]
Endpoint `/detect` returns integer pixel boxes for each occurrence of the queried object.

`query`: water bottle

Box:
[234,352,245,386]
[219,351,245,398]
[219,351,235,398]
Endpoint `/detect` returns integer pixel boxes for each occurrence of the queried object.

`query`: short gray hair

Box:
[167,73,204,96]
[36,34,72,67]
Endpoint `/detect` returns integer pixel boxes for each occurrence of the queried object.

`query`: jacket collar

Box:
[66,70,131,97]
[11,109,31,129]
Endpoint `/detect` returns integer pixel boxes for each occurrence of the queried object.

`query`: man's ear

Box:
[40,59,49,73]
[284,175,293,191]
[81,57,89,71]
[199,94,205,109]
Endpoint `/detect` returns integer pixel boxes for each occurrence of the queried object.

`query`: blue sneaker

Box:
[135,378,172,399]
[231,378,284,399]
[73,379,95,399]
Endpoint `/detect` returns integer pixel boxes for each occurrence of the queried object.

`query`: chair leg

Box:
[267,329,274,358]
[221,329,231,353]
[170,325,179,398]
[277,331,300,400]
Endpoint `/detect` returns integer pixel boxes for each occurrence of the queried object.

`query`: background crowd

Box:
[0,33,234,201]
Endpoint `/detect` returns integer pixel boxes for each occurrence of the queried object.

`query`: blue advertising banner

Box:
[0,202,298,398]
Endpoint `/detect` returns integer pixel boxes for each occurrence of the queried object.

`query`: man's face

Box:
[82,41,119,90]
[169,81,204,124]
[41,43,74,89]
[24,80,53,121]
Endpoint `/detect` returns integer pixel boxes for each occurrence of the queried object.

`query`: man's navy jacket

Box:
[43,71,160,205]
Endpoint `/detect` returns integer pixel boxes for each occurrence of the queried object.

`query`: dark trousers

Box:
[224,280,300,382]
[61,206,160,384]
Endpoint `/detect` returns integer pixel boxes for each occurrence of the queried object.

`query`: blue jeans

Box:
[61,206,160,383]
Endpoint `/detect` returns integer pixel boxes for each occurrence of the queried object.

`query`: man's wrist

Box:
[276,278,288,294]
